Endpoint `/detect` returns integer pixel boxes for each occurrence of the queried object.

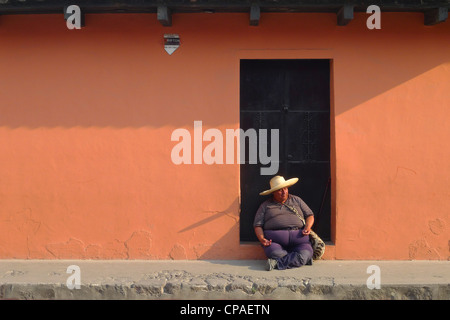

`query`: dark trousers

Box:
[263,229,313,270]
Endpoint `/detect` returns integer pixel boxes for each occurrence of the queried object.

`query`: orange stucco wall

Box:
[0,12,448,260]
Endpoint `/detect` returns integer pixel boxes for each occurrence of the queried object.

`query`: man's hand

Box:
[254,226,272,247]
[303,215,314,236]
[260,238,272,247]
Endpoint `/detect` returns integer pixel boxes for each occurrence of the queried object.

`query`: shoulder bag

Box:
[282,203,325,260]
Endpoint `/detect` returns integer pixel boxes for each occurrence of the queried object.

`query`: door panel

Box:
[286,112,330,162]
[240,59,331,242]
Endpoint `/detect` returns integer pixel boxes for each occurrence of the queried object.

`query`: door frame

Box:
[235,49,337,245]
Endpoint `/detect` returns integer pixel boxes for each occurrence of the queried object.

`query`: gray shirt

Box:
[253,194,314,230]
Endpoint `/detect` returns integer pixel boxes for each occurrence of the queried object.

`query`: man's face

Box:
[273,187,288,203]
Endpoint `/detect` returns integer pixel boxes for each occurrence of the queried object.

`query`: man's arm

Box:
[302,215,314,235]
[254,226,272,246]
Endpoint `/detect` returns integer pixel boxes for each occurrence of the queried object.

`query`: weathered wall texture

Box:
[0,12,448,260]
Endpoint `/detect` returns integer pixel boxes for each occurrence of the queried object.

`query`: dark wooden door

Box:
[240,59,331,242]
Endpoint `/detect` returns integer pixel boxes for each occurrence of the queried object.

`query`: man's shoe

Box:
[265,258,277,271]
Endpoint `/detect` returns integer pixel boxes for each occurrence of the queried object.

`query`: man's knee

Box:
[297,249,313,265]
[269,249,288,259]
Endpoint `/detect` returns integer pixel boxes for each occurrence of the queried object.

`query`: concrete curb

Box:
[0,260,448,300]
[1,277,448,300]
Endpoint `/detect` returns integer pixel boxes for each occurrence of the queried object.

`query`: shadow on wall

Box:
[178,200,239,234]
[0,14,449,128]
[178,197,265,260]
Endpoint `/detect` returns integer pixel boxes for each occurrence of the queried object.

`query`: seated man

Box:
[253,175,314,271]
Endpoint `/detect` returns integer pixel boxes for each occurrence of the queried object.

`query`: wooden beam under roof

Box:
[424,7,448,25]
[1,1,449,15]
[0,1,449,26]
[250,3,261,26]
[157,5,172,26]
[337,5,353,26]
[63,5,85,28]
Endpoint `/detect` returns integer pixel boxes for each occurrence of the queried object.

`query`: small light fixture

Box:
[164,34,180,55]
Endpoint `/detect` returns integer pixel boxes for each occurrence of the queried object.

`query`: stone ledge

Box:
[1,270,448,300]
[1,260,448,300]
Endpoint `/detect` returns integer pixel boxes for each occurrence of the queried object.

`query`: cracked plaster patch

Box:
[428,218,446,235]
[169,243,187,260]
[45,230,152,259]
[408,239,441,259]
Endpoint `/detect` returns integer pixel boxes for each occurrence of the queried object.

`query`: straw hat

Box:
[259,175,299,196]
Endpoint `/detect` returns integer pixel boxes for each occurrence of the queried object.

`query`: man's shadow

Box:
[178,198,266,270]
